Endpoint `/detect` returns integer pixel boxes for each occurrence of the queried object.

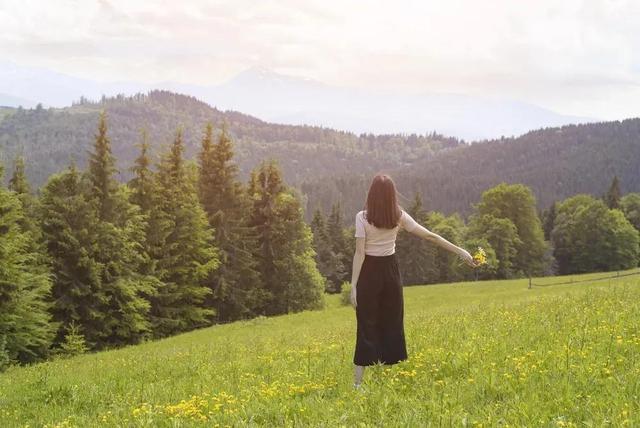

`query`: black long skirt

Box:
[353,252,408,366]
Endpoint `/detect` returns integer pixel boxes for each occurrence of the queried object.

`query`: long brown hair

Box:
[363,173,402,229]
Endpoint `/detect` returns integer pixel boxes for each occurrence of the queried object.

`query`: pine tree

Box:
[0,183,55,366]
[247,160,285,309]
[271,191,325,312]
[310,208,341,293]
[8,156,44,249]
[128,130,163,282]
[40,115,154,349]
[326,203,349,289]
[248,160,324,315]
[542,201,557,241]
[39,164,105,347]
[396,192,437,285]
[129,130,154,213]
[606,175,622,210]
[86,116,154,347]
[8,156,30,195]
[149,128,219,336]
[88,111,118,221]
[197,124,261,321]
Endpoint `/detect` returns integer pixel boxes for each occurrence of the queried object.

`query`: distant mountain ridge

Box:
[0,89,638,224]
[0,60,594,140]
[301,119,640,220]
[0,90,459,189]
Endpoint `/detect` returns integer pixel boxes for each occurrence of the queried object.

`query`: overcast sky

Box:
[1,0,639,120]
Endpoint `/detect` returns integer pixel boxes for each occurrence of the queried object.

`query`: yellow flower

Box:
[473,247,487,266]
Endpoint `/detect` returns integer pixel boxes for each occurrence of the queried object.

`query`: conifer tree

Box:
[88,112,118,221]
[129,130,155,213]
[310,208,335,292]
[39,164,104,347]
[271,191,325,312]
[128,131,163,279]
[85,115,154,346]
[8,156,29,195]
[396,192,437,285]
[149,128,219,336]
[8,156,43,246]
[197,124,261,321]
[0,177,54,366]
[606,175,622,210]
[41,115,154,349]
[326,203,349,288]
[247,160,285,307]
[248,160,324,315]
[542,201,557,241]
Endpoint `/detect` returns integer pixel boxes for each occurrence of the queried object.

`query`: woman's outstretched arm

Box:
[350,237,366,308]
[410,223,476,267]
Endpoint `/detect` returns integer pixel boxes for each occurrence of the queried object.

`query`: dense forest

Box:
[4,91,638,226]
[1,113,326,368]
[1,110,639,371]
[313,178,640,293]
[0,91,460,188]
[303,119,640,220]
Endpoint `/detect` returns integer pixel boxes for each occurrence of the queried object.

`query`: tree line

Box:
[0,91,460,188]
[309,178,640,292]
[0,113,324,369]
[2,112,639,370]
[301,118,640,220]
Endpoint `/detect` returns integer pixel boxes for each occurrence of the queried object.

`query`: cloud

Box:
[0,0,639,119]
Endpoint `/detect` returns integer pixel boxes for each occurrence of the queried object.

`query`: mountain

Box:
[1,89,637,223]
[302,119,640,219]
[0,90,459,189]
[0,61,593,140]
[0,93,37,108]
[0,60,144,108]
[199,66,594,141]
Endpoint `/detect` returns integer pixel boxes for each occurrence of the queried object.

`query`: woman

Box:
[350,173,477,388]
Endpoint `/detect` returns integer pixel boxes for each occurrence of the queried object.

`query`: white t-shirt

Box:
[354,209,421,256]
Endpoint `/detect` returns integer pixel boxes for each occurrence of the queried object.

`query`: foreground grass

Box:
[1,269,640,427]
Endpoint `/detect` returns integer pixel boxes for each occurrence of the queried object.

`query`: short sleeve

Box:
[354,211,365,238]
[399,210,420,233]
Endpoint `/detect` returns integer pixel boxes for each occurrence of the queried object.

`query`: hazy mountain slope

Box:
[0,90,458,188]
[0,93,37,109]
[302,119,640,219]
[0,61,593,140]
[201,67,593,141]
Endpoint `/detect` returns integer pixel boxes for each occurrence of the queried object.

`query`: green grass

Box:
[2,269,640,427]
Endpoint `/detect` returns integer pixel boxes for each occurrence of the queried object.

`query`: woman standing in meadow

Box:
[350,173,478,388]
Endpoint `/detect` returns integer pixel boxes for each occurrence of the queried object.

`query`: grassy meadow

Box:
[2,269,640,427]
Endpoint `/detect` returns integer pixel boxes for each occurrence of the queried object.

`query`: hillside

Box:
[303,119,640,218]
[0,61,593,140]
[2,270,639,426]
[0,90,459,188]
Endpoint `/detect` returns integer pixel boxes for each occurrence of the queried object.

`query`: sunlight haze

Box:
[1,0,639,120]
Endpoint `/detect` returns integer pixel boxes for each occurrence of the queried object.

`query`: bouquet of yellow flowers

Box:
[472,247,487,266]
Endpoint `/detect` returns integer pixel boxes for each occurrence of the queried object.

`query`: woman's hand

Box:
[350,285,357,309]
[458,249,478,268]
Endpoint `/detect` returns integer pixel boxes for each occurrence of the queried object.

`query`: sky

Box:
[1,0,639,120]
